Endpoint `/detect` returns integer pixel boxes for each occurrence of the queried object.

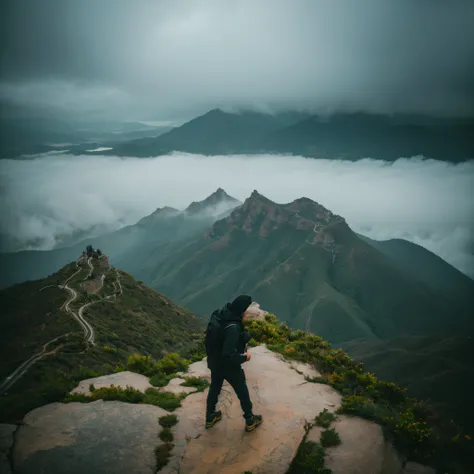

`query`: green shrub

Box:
[143,388,182,411]
[64,393,90,403]
[375,380,407,405]
[159,427,174,442]
[315,409,336,428]
[156,353,189,375]
[159,414,178,428]
[89,383,95,392]
[320,428,341,447]
[92,385,144,403]
[150,373,174,388]
[64,385,145,404]
[287,441,331,474]
[127,353,155,376]
[155,443,174,471]
[338,395,384,422]
[180,376,209,391]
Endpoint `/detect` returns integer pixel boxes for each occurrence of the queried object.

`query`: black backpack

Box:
[205,310,238,359]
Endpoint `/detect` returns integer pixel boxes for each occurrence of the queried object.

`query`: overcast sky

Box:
[1,0,474,121]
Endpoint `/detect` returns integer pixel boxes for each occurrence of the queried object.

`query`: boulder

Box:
[70,370,152,395]
[307,415,404,474]
[12,400,168,474]
[244,302,267,321]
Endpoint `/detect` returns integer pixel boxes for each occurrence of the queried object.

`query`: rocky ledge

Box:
[9,345,435,474]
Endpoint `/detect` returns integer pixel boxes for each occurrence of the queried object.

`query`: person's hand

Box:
[245,353,252,362]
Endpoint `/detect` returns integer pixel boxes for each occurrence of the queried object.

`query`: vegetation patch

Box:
[155,442,174,471]
[159,414,178,428]
[65,384,145,404]
[150,373,175,388]
[243,313,473,473]
[315,409,336,428]
[143,388,183,411]
[180,376,209,391]
[64,384,182,411]
[159,427,174,442]
[287,440,331,474]
[320,428,341,448]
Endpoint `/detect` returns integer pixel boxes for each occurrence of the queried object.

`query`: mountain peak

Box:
[136,205,180,225]
[248,189,274,203]
[185,188,241,216]
[209,189,346,243]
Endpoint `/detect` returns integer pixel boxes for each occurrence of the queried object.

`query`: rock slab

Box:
[12,400,168,474]
[164,345,342,474]
[307,415,404,474]
[71,370,152,395]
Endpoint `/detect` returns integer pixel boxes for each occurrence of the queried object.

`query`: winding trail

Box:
[0,334,68,395]
[63,284,96,345]
[0,255,123,395]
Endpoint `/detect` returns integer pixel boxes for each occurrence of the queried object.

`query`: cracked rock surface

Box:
[12,401,168,474]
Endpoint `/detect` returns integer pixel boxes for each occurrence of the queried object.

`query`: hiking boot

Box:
[245,414,263,432]
[205,410,222,429]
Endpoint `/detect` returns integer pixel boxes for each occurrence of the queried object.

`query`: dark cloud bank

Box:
[1,0,473,121]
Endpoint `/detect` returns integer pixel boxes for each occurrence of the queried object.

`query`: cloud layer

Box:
[1,0,474,119]
[0,153,473,277]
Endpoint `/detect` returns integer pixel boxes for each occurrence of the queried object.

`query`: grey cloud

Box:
[0,152,473,277]
[1,0,474,119]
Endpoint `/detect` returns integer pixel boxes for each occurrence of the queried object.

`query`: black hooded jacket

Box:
[207,303,252,371]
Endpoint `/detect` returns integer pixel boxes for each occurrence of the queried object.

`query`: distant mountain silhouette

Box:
[109,109,474,162]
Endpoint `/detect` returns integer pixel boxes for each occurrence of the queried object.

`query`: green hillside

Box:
[0,250,202,423]
[340,335,474,433]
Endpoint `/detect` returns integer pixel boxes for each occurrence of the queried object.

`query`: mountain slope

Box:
[340,335,474,433]
[109,109,311,157]
[0,249,202,422]
[144,191,473,343]
[261,113,474,161]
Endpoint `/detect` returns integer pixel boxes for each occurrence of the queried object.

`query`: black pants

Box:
[206,367,253,418]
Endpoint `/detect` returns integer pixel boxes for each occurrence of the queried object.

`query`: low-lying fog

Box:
[0,152,472,277]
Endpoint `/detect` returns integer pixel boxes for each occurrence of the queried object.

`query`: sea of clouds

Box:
[0,152,472,277]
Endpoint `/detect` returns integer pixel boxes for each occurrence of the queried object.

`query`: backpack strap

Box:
[224,323,238,330]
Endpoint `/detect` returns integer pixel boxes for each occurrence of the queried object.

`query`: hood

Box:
[219,304,243,322]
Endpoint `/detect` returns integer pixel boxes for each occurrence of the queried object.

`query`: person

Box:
[205,295,263,432]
